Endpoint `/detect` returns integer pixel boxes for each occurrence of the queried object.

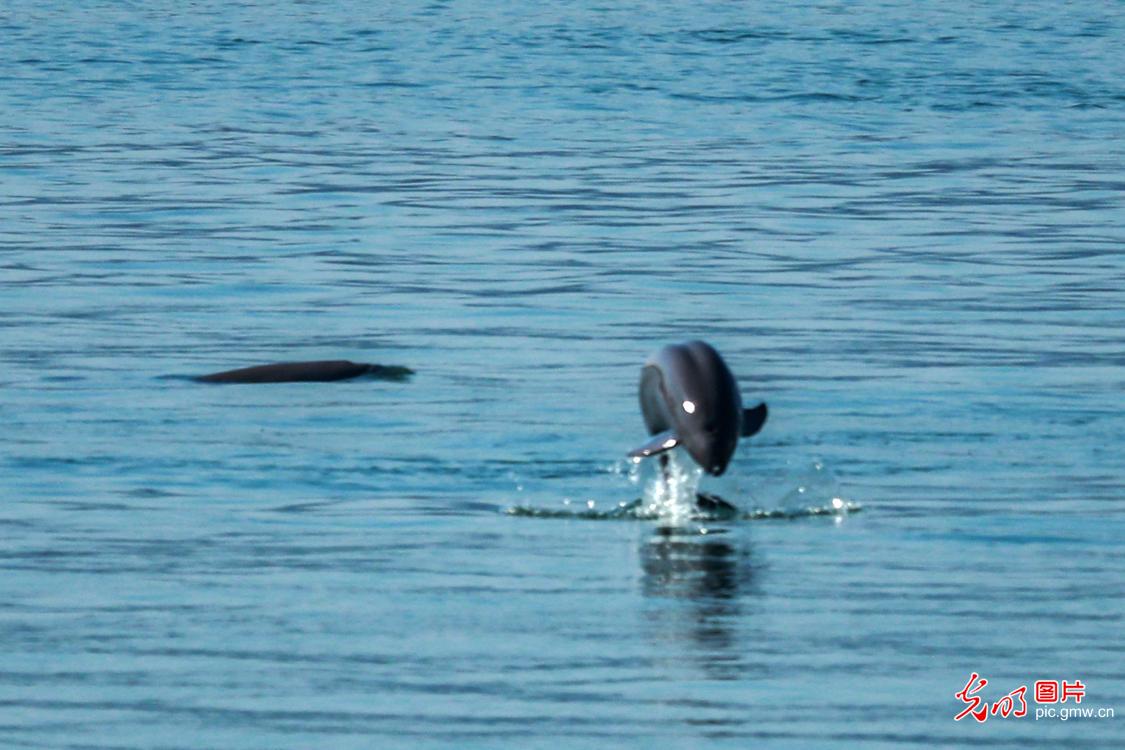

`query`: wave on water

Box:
[505,452,862,522]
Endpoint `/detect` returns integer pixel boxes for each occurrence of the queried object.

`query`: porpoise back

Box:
[195,360,413,384]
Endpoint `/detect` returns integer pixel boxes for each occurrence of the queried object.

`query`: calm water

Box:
[2,1,1123,746]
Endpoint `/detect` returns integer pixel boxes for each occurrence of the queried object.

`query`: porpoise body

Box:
[628,341,767,476]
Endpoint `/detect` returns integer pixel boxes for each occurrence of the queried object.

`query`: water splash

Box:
[766,458,850,517]
[637,450,704,521]
[507,454,861,522]
[505,497,861,521]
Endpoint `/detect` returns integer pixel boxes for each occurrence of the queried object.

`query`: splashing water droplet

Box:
[639,449,703,522]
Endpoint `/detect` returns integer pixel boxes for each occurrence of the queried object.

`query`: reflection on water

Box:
[641,527,755,601]
[639,527,758,680]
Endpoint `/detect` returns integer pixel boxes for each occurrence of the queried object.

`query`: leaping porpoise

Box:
[195,360,413,384]
[628,341,767,476]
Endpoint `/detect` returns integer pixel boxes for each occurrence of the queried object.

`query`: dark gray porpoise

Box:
[628,341,767,476]
[195,360,413,384]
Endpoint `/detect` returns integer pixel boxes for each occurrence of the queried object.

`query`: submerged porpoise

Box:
[628,340,767,476]
[195,360,413,384]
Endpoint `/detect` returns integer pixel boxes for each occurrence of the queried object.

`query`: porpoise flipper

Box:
[741,402,768,437]
[628,430,680,459]
[195,360,413,384]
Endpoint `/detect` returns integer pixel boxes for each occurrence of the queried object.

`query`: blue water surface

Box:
[2,1,1123,747]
